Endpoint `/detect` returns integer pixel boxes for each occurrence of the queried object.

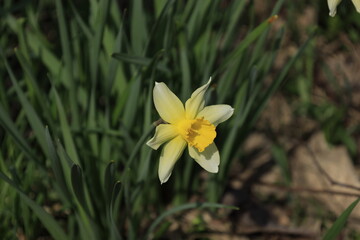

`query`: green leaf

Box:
[178,33,191,100]
[3,52,48,157]
[26,31,61,77]
[217,17,276,74]
[105,20,125,96]
[154,0,167,18]
[55,0,80,127]
[0,103,38,164]
[45,126,72,202]
[271,144,291,185]
[0,171,69,240]
[131,0,148,55]
[122,75,141,130]
[108,181,122,240]
[89,0,111,85]
[71,164,88,212]
[112,53,170,74]
[221,0,247,46]
[104,161,116,206]
[323,198,360,240]
[14,49,48,114]
[145,202,238,239]
[51,85,80,165]
[123,124,155,172]
[258,30,316,119]
[69,1,93,40]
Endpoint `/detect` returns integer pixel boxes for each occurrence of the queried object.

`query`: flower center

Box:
[177,118,216,152]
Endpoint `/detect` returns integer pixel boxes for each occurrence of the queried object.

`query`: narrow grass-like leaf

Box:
[323,198,360,240]
[271,0,285,15]
[7,16,30,60]
[105,20,125,96]
[89,0,110,84]
[55,0,73,86]
[221,0,247,46]
[69,1,93,40]
[56,140,79,204]
[104,161,116,205]
[87,0,111,157]
[122,50,165,131]
[3,53,48,156]
[121,75,141,131]
[137,150,152,182]
[109,0,121,27]
[102,18,125,165]
[137,86,154,182]
[45,126,72,202]
[55,0,79,127]
[109,181,122,240]
[51,86,80,165]
[123,124,155,172]
[216,55,243,103]
[185,0,211,43]
[217,17,277,74]
[250,30,316,125]
[271,144,291,185]
[25,31,61,77]
[14,49,49,117]
[179,33,191,100]
[208,67,261,200]
[145,0,175,52]
[154,0,167,18]
[71,164,89,212]
[146,202,238,239]
[0,103,38,163]
[74,212,99,240]
[112,53,170,74]
[0,171,69,240]
[88,88,99,156]
[131,0,148,55]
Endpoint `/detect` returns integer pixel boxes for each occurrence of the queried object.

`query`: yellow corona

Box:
[146,78,234,184]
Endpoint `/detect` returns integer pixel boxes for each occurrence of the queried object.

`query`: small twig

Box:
[247,179,360,198]
[304,143,360,192]
[239,138,360,198]
[237,141,360,198]
[237,225,317,237]
[188,226,317,239]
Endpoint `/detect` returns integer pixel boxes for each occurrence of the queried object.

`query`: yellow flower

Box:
[146,78,234,184]
[328,0,360,16]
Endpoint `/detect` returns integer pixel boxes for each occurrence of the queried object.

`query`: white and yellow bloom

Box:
[146,78,234,184]
[328,0,360,16]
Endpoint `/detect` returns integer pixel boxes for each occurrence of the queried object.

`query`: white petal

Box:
[153,82,185,124]
[146,124,178,150]
[185,77,212,119]
[158,136,187,184]
[189,143,220,173]
[328,0,341,16]
[352,0,360,13]
[196,104,234,126]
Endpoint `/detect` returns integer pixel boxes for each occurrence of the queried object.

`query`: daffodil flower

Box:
[328,0,360,16]
[146,78,234,184]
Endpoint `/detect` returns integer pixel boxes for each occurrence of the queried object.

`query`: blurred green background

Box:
[1,0,360,239]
